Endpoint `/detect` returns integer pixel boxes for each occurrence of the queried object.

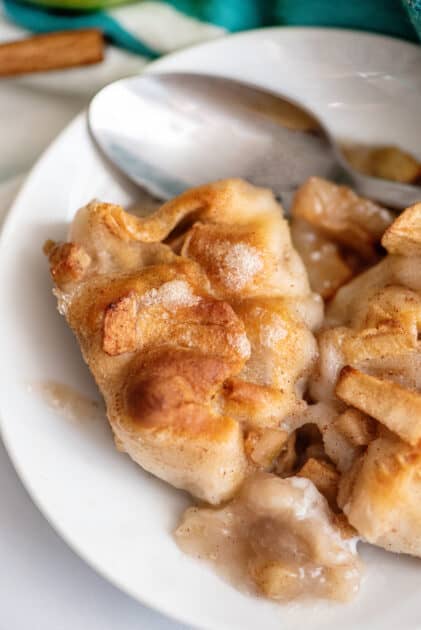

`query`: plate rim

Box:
[1,25,421,630]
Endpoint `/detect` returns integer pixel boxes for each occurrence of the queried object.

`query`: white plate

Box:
[1,28,421,630]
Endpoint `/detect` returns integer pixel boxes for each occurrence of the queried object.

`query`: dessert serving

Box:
[45,176,421,604]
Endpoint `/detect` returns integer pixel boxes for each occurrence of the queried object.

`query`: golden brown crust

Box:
[45,240,91,289]
[46,180,318,504]
[124,347,231,435]
[381,203,421,257]
[103,291,138,356]
[91,179,279,243]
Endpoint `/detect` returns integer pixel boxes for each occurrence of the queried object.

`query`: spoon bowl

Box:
[89,72,421,209]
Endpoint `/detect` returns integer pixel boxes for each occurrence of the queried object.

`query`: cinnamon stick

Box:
[0,29,104,77]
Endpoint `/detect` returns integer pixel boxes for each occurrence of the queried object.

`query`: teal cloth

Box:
[171,0,420,39]
[3,0,421,56]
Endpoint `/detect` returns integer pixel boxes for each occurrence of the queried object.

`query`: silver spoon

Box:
[89,72,421,209]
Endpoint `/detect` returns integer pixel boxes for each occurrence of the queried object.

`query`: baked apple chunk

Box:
[307,199,421,559]
[338,435,421,556]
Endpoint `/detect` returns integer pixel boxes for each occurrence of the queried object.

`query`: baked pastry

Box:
[45,179,321,505]
[45,175,421,603]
